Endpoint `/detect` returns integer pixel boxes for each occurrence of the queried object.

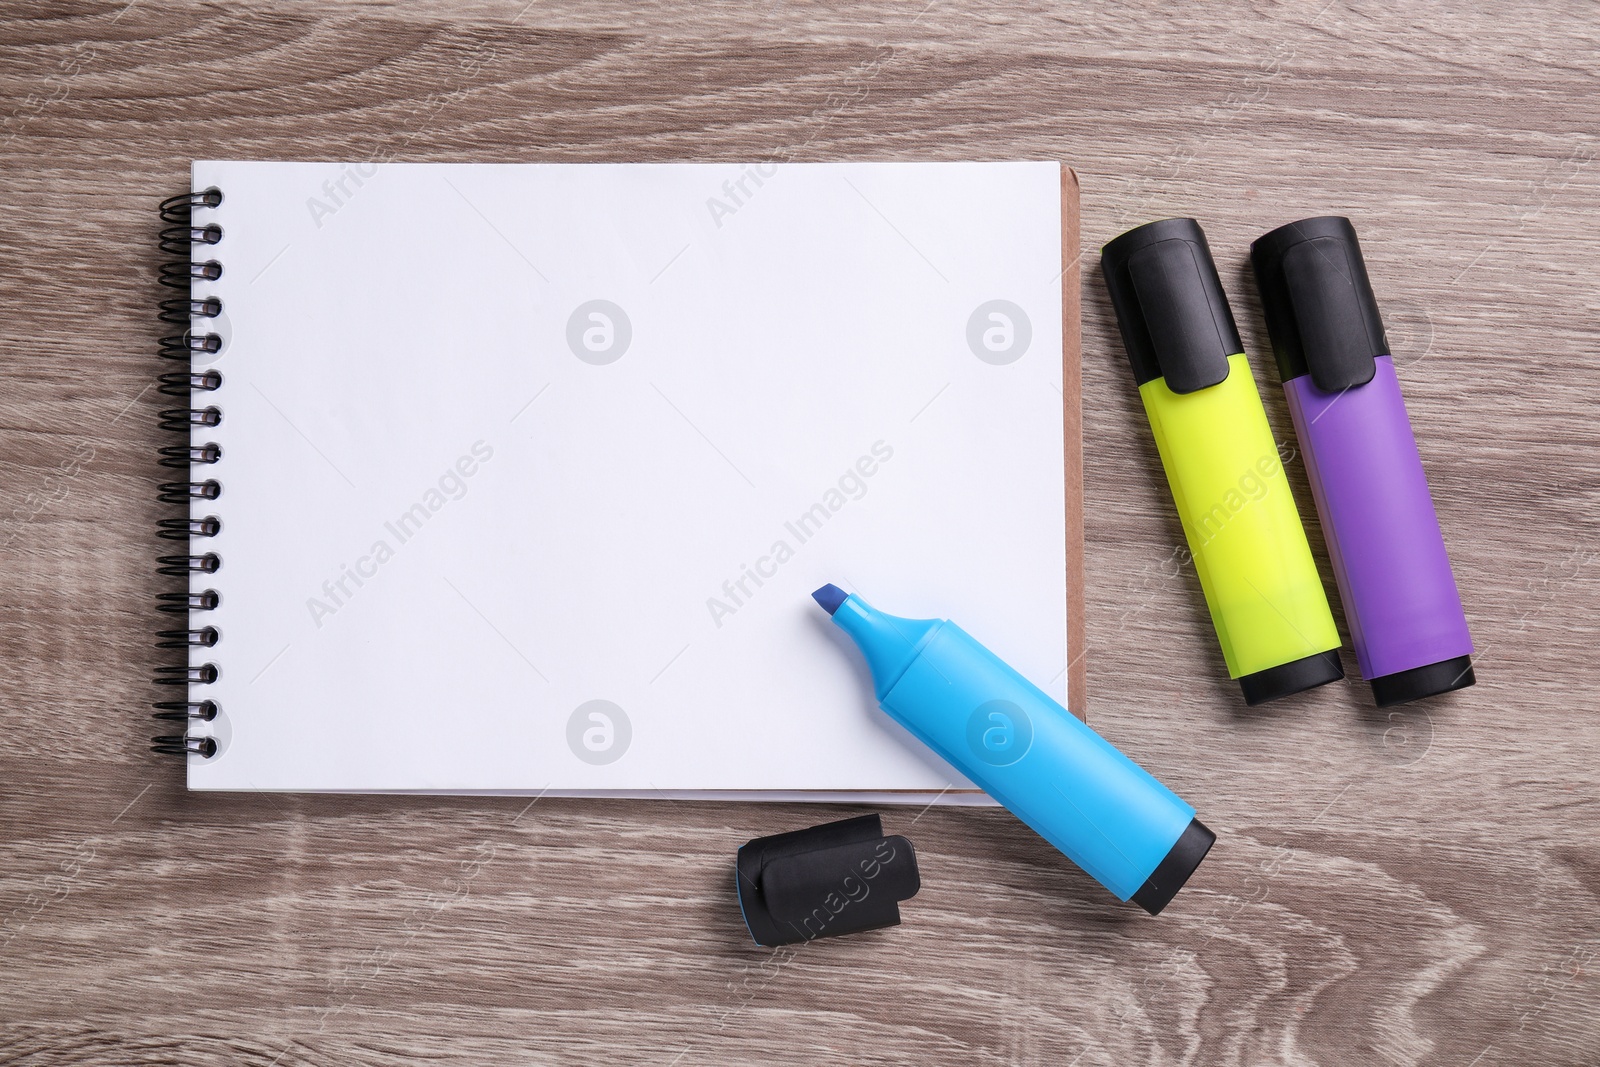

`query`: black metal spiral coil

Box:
[152,699,219,722]
[156,479,221,505]
[159,405,220,432]
[156,626,219,649]
[153,187,224,759]
[157,516,221,540]
[158,370,222,398]
[156,589,219,614]
[150,735,219,758]
[157,553,221,576]
[157,443,222,468]
[159,297,222,326]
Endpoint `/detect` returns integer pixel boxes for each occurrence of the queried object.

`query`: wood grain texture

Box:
[2,1,1598,1063]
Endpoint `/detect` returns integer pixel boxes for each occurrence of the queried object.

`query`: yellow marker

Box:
[1102,218,1342,705]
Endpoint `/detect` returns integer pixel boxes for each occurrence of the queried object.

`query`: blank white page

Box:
[183,160,1067,796]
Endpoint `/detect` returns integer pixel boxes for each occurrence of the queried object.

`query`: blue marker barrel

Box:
[814,584,1213,913]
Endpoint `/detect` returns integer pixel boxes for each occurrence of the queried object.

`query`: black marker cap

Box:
[1101,218,1244,394]
[1130,816,1216,915]
[1370,655,1475,708]
[1238,649,1345,707]
[1251,216,1390,392]
[736,815,920,947]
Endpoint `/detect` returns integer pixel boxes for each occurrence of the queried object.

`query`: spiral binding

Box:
[152,188,225,760]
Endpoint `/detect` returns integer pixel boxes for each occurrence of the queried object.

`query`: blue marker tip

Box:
[811,583,849,616]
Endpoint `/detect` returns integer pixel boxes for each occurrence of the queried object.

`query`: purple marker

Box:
[1251,216,1474,706]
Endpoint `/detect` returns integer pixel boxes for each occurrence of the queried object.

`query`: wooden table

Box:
[3,2,1597,1063]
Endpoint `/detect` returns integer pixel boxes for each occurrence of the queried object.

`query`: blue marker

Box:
[813,584,1214,914]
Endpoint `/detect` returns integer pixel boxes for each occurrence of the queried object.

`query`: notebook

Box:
[154,160,1084,800]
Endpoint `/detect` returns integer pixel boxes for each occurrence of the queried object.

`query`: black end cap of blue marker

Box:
[811,583,849,616]
[1238,649,1344,706]
[1131,817,1215,916]
[736,815,920,947]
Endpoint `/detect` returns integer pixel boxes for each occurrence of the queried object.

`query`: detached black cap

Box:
[1251,216,1390,392]
[736,815,919,947]
[1101,218,1244,394]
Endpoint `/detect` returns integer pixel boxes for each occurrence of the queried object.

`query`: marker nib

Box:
[811,584,849,616]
